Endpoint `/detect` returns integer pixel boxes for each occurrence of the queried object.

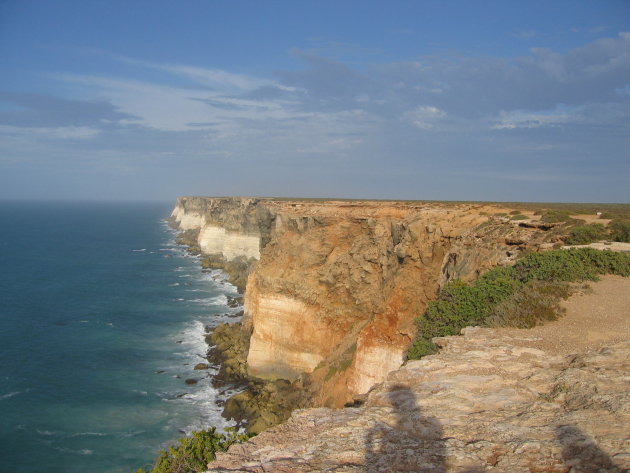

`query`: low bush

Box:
[485,281,571,328]
[407,248,630,360]
[600,212,624,220]
[135,428,249,473]
[511,248,630,282]
[609,220,630,242]
[418,268,519,339]
[406,337,438,360]
[565,223,608,245]
[540,211,572,223]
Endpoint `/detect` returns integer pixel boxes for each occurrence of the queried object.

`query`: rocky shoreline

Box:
[172,222,307,434]
[203,306,310,435]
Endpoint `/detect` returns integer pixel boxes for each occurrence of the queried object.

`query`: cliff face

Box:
[171,197,552,405]
[171,197,273,259]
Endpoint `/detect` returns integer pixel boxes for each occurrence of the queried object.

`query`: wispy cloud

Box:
[41,32,630,139]
[0,124,99,140]
[491,108,577,129]
[54,73,295,132]
[402,106,446,129]
[113,54,273,92]
[2,31,629,201]
[512,29,539,40]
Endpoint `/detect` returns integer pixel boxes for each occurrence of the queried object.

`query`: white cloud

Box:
[55,73,296,132]
[0,124,99,140]
[113,55,272,92]
[492,108,576,129]
[402,106,446,129]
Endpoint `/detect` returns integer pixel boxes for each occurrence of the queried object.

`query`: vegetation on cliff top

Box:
[407,248,630,360]
[563,220,630,245]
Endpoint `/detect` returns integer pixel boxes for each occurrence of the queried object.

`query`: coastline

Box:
[171,219,308,435]
[163,197,630,472]
[166,196,561,435]
[167,196,630,440]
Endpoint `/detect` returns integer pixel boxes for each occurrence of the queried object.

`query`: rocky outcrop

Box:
[207,328,630,472]
[206,322,250,385]
[171,198,557,408]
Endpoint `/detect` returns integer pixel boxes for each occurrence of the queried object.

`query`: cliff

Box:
[170,197,558,409]
[206,275,630,472]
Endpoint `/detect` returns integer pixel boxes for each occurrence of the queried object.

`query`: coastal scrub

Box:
[134,428,249,473]
[407,248,630,360]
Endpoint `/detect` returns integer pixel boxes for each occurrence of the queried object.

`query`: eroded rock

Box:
[207,329,630,473]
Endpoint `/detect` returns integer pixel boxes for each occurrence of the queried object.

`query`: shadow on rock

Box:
[556,424,623,473]
[365,384,446,473]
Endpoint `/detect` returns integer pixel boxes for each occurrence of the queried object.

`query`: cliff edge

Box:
[170,197,559,411]
[206,275,630,473]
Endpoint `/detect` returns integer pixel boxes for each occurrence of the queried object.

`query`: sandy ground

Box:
[496,275,630,355]
[561,241,630,252]
[570,214,611,225]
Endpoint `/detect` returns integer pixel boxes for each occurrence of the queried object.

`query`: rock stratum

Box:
[170,198,558,407]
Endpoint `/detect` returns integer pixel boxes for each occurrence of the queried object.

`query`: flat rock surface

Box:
[207,277,630,473]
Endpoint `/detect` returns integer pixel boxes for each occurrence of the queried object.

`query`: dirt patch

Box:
[496,275,630,355]
[561,241,630,252]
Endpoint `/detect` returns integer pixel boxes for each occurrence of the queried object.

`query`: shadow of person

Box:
[555,424,623,473]
[365,384,446,473]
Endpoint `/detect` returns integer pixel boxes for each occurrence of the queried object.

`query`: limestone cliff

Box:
[171,197,556,408]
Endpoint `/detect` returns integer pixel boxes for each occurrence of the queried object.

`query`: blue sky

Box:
[1,1,629,202]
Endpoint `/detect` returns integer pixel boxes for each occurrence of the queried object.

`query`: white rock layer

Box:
[199,226,260,260]
[171,207,205,230]
[247,295,334,379]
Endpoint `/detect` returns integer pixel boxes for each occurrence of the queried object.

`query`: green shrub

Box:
[513,248,630,282]
[565,223,608,245]
[485,281,572,328]
[420,269,519,337]
[406,337,438,360]
[540,211,572,223]
[510,214,528,220]
[509,210,522,215]
[137,428,249,473]
[600,212,623,220]
[407,248,630,360]
[407,267,519,360]
[609,220,630,242]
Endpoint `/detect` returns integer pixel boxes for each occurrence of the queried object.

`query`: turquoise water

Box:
[0,202,241,473]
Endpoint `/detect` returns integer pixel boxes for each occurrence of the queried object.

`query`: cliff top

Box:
[177,196,630,221]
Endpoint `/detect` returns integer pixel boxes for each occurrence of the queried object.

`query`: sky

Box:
[1,1,629,203]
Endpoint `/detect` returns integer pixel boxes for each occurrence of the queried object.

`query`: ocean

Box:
[0,201,241,473]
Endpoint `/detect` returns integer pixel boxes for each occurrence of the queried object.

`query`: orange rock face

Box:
[172,197,550,405]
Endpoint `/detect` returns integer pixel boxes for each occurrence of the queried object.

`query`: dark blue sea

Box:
[0,201,241,473]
